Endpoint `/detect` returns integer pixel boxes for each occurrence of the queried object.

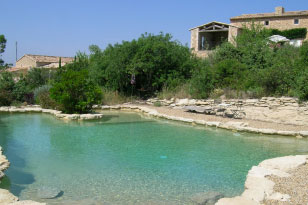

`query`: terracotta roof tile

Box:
[22,54,74,63]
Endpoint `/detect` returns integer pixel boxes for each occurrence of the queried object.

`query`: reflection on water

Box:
[0,111,308,204]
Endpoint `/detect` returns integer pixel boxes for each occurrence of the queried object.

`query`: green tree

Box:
[296,68,308,101]
[88,33,195,96]
[0,35,7,68]
[0,72,15,105]
[50,69,102,114]
[190,63,216,99]
[25,68,48,89]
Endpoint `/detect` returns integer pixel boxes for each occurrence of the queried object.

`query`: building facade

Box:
[191,7,308,58]
[9,54,74,73]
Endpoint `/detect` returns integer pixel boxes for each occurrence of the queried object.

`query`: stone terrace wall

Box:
[146,97,308,126]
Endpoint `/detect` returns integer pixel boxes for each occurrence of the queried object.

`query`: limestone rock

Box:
[242,176,275,202]
[299,131,308,137]
[0,189,18,204]
[259,155,308,172]
[215,196,258,205]
[206,122,220,127]
[267,192,290,202]
[175,98,189,106]
[191,191,224,205]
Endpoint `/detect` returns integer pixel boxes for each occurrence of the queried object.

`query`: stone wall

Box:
[231,16,308,40]
[147,97,306,109]
[16,56,36,68]
[146,97,308,126]
[190,28,199,52]
[228,26,241,44]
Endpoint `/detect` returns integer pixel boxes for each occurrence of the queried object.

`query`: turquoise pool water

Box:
[0,112,308,204]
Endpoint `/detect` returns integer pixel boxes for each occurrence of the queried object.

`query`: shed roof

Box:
[17,54,74,63]
[189,21,239,31]
[230,10,308,21]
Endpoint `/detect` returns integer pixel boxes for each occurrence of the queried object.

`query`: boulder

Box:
[191,191,224,205]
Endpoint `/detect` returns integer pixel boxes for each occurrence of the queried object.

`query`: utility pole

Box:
[15,41,18,62]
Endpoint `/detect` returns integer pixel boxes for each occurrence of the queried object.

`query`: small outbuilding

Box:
[190,21,241,58]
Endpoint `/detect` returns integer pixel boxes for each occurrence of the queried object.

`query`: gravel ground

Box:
[141,105,308,132]
[264,164,308,205]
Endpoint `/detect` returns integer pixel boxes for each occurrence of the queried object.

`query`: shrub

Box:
[13,78,34,104]
[0,72,15,106]
[101,88,130,105]
[0,89,13,106]
[300,41,308,65]
[190,65,215,99]
[26,68,49,89]
[211,42,241,63]
[50,69,102,114]
[214,59,247,90]
[153,101,161,107]
[89,33,195,96]
[34,85,59,109]
[157,83,191,100]
[270,28,307,40]
[296,68,308,101]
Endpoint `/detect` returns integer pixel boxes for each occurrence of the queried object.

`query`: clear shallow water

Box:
[0,112,308,204]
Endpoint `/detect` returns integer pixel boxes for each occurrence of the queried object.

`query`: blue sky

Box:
[1,0,306,65]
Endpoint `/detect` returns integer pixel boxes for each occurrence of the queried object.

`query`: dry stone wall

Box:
[146,97,308,126]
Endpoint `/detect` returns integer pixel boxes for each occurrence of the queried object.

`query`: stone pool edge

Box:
[216,155,308,205]
[0,106,103,120]
[98,104,308,138]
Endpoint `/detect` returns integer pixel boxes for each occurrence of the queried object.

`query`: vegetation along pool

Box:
[0,111,308,204]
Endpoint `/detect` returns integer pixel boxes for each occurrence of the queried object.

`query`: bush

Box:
[300,41,308,65]
[101,88,130,105]
[88,33,195,96]
[13,77,34,104]
[214,59,247,90]
[153,101,161,107]
[296,68,308,101]
[0,89,13,106]
[157,83,191,100]
[26,68,49,89]
[270,28,307,40]
[190,65,215,99]
[0,72,15,106]
[34,85,59,109]
[50,69,102,114]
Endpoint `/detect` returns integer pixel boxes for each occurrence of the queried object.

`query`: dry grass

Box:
[101,89,132,105]
[157,84,191,100]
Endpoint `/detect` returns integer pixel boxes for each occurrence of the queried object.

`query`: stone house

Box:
[8,54,74,73]
[191,7,308,58]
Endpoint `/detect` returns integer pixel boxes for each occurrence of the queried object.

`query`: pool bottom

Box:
[0,112,308,204]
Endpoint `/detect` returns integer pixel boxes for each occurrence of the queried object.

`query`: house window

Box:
[294,19,299,25]
[264,21,269,26]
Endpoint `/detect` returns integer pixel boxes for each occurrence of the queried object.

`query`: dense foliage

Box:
[87,33,197,97]
[269,28,307,40]
[50,69,102,114]
[0,28,308,110]
[0,34,7,68]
